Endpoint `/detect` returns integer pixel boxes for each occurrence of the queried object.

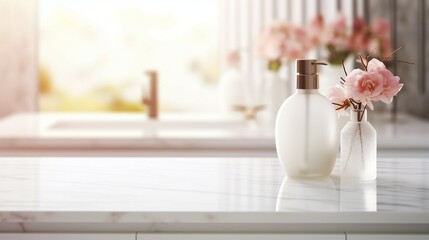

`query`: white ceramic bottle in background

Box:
[219,52,249,116]
[275,59,339,178]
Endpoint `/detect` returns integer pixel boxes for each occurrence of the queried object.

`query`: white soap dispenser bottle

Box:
[275,59,339,178]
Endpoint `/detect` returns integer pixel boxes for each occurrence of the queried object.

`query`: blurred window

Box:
[39,0,219,112]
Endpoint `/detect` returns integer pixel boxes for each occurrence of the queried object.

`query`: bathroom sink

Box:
[37,113,263,140]
[0,112,428,157]
[0,112,262,138]
[41,115,266,140]
[0,112,269,139]
[50,119,245,131]
[0,113,274,157]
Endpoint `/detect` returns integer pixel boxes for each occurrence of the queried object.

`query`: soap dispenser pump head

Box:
[296,59,327,89]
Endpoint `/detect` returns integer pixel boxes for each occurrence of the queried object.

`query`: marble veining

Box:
[0,157,428,224]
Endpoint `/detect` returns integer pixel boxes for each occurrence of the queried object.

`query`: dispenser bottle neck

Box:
[296,74,318,89]
[296,89,319,94]
[295,59,327,90]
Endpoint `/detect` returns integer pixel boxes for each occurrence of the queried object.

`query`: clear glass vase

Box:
[341,109,377,181]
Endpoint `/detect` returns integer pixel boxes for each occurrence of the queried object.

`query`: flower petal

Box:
[367,58,386,72]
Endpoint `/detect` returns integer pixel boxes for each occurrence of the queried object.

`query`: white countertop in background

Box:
[0,156,428,229]
[0,112,428,157]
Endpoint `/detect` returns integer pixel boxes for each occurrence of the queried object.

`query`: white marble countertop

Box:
[0,112,428,157]
[0,156,428,232]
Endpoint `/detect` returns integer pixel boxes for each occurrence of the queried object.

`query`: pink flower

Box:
[344,69,384,110]
[326,13,349,49]
[327,84,347,104]
[226,51,240,68]
[379,37,392,58]
[255,20,310,62]
[367,58,385,70]
[294,27,308,45]
[310,14,324,30]
[367,59,403,103]
[332,14,346,33]
[284,41,304,60]
[371,19,390,36]
[255,28,286,60]
[254,21,286,60]
[348,32,371,52]
[326,84,350,116]
[370,19,392,58]
[347,17,371,52]
[353,17,365,33]
[308,14,325,46]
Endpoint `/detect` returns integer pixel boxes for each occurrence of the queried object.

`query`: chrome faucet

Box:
[143,71,158,119]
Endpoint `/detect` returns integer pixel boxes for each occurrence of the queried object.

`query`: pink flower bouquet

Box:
[310,13,393,65]
[255,21,312,72]
[326,54,403,119]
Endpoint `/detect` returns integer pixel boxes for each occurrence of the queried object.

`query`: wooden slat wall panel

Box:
[395,0,426,117]
[291,0,303,24]
[277,0,287,21]
[343,0,354,26]
[419,0,426,95]
[368,0,390,19]
[321,0,339,22]
[367,0,390,112]
[218,0,227,74]
[239,0,250,77]
[250,0,264,101]
[305,1,318,25]
[225,1,238,53]
[305,0,318,59]
[219,0,363,97]
[220,0,429,119]
[426,0,429,111]
[356,0,364,16]
[263,0,275,23]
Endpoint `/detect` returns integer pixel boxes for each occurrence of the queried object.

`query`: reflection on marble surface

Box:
[340,180,377,212]
[276,177,339,212]
[0,157,427,217]
[276,177,377,212]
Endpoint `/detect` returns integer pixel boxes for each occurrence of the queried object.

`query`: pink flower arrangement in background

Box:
[254,21,313,71]
[308,13,393,65]
[326,54,403,118]
[226,51,240,68]
[308,14,325,46]
[326,14,349,48]
[254,13,393,68]
[370,19,392,59]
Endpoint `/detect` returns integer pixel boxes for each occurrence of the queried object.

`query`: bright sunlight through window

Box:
[39,0,219,113]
